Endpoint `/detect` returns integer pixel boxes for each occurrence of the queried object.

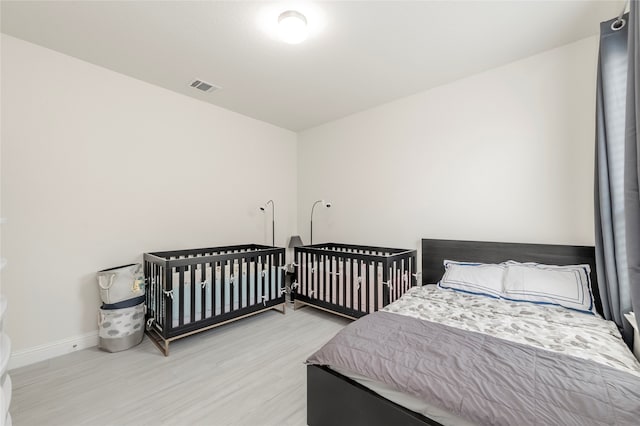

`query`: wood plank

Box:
[10,307,349,426]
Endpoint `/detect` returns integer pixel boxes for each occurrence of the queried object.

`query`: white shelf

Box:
[0,297,5,326]
[1,374,10,419]
[0,334,10,381]
[0,287,10,425]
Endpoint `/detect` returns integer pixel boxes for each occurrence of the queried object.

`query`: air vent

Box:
[189,79,220,93]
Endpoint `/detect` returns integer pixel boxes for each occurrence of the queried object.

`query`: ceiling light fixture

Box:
[278,10,308,44]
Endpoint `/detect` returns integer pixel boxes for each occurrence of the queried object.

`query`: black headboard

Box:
[421,239,602,315]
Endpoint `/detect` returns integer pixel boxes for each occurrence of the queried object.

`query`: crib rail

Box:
[304,242,410,256]
[144,244,286,355]
[145,244,278,266]
[292,243,417,319]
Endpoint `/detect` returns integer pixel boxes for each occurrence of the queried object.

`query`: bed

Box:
[144,244,286,356]
[306,239,640,426]
[292,243,417,319]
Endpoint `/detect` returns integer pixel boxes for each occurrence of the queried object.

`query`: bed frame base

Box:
[145,302,286,356]
[307,365,442,426]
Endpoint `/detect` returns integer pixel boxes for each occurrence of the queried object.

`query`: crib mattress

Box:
[154,264,283,326]
[297,259,411,313]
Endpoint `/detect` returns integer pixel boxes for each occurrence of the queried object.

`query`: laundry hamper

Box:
[96,263,145,352]
[98,297,145,352]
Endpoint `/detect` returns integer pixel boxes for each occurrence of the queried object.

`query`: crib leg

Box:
[293,299,308,311]
[272,302,286,315]
[146,329,170,357]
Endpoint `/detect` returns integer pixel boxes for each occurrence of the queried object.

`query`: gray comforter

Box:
[306,311,640,425]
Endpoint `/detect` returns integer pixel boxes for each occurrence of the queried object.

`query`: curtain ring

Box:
[611,18,626,31]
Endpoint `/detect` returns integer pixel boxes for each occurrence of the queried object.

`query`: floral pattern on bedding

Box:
[383,285,640,375]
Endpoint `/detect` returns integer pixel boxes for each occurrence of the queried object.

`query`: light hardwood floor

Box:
[10,305,349,426]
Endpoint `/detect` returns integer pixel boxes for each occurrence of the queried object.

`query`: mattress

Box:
[385,285,639,373]
[330,285,640,425]
[297,259,411,312]
[298,259,381,311]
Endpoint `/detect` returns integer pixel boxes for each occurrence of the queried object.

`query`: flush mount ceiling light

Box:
[278,10,308,44]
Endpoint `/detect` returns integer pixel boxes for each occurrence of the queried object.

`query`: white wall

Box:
[298,37,598,255]
[1,33,600,366]
[0,35,297,362]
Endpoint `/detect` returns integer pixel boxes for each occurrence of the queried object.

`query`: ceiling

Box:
[0,1,625,131]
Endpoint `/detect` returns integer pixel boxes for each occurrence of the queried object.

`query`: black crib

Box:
[292,243,417,319]
[144,244,286,356]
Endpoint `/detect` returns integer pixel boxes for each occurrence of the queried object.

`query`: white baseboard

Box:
[9,331,98,370]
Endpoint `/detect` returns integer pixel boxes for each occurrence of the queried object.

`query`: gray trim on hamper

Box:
[98,329,144,353]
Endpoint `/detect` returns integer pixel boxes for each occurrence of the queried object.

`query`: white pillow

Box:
[502,261,595,314]
[438,260,505,298]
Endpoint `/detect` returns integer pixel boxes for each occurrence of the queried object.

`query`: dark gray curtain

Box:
[596,1,640,342]
[624,1,640,335]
